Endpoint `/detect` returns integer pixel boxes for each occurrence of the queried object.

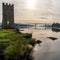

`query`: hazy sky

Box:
[0,0,60,23]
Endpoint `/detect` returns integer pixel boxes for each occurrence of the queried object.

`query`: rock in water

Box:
[47,37,57,41]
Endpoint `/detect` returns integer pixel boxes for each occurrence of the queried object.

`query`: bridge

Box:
[15,23,52,29]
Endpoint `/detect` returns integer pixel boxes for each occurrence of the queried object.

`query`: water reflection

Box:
[20,26,60,60]
[52,28,60,32]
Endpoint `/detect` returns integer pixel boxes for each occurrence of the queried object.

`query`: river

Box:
[20,27,60,60]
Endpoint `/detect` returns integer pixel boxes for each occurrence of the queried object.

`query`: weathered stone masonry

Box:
[2,3,14,29]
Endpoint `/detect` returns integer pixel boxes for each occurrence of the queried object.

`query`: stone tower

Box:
[2,3,14,29]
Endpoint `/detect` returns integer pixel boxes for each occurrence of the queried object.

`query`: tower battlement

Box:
[3,2,14,7]
[2,2,14,29]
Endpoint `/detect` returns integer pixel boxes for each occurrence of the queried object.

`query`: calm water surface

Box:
[21,28,60,60]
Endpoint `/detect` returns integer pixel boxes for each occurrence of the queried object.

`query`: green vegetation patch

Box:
[0,29,33,60]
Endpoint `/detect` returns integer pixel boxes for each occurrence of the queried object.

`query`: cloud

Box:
[0,0,60,23]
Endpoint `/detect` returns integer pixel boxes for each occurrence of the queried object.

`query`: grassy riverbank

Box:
[0,29,35,60]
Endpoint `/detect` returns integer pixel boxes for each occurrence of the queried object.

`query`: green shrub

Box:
[22,33,32,39]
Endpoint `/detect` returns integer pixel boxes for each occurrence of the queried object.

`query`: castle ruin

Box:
[2,3,14,29]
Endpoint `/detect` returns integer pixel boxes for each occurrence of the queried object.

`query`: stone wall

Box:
[2,3,14,29]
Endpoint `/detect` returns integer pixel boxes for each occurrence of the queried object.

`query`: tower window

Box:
[7,21,9,25]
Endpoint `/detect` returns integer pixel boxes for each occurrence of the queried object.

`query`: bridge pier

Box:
[35,24,37,29]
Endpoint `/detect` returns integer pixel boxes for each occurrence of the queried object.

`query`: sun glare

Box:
[26,0,36,9]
